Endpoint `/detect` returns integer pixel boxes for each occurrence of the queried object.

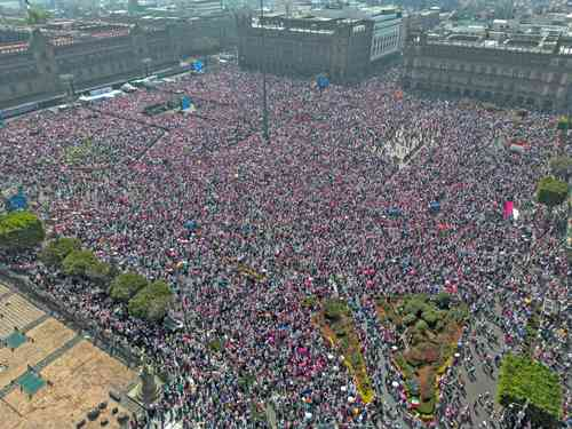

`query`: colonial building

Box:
[403,32,572,111]
[237,7,404,82]
[0,17,235,108]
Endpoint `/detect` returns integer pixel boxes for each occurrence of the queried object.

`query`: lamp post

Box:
[260,0,270,143]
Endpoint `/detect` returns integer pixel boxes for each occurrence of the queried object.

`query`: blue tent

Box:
[386,207,402,216]
[183,220,198,231]
[193,60,204,72]
[316,75,330,90]
[181,96,192,110]
[6,189,27,212]
[429,201,441,212]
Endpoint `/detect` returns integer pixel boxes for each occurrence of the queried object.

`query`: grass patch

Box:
[315,298,374,404]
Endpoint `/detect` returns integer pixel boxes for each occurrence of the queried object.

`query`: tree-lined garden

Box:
[40,236,173,323]
[377,293,468,418]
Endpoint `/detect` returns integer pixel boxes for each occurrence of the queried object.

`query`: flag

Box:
[503,201,514,220]
[24,0,31,9]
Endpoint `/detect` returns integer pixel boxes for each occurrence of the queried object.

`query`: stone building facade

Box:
[237,8,403,83]
[403,34,572,111]
[0,17,234,109]
[237,14,373,82]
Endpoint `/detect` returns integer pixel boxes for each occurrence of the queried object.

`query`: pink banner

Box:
[503,201,514,219]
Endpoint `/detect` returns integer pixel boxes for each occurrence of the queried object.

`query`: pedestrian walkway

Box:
[0,334,82,399]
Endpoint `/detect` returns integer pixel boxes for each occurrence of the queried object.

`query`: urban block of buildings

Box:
[0,15,235,108]
[237,6,406,82]
[403,30,572,110]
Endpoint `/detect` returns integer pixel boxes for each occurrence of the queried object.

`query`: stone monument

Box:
[128,352,163,409]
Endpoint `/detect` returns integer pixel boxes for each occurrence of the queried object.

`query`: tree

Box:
[128,280,173,322]
[556,116,569,131]
[26,6,52,25]
[435,292,452,310]
[549,156,572,181]
[421,309,440,327]
[537,176,568,214]
[62,249,106,279]
[0,211,45,251]
[40,237,82,267]
[415,319,429,332]
[402,313,417,326]
[497,354,563,428]
[110,272,149,302]
[86,260,112,284]
[403,295,429,318]
[324,299,348,321]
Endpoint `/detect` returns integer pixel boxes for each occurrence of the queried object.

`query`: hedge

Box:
[497,354,563,428]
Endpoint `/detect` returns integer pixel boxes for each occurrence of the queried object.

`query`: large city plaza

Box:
[0,65,569,428]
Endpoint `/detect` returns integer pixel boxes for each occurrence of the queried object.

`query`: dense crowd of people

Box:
[0,65,570,428]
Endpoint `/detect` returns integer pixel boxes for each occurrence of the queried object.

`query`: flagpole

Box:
[260,0,270,143]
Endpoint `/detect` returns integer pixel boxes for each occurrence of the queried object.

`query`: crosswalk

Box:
[0,292,45,339]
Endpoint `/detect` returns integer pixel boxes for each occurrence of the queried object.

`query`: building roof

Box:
[302,5,401,21]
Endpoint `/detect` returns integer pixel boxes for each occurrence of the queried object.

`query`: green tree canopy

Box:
[537,176,568,212]
[556,116,569,131]
[40,237,82,267]
[421,309,440,327]
[324,299,348,321]
[0,211,45,251]
[434,292,452,310]
[549,156,572,180]
[110,272,149,302]
[403,295,429,318]
[62,249,107,279]
[26,6,52,25]
[497,354,563,428]
[128,280,173,322]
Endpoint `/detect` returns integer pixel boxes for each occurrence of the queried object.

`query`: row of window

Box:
[0,80,37,97]
[415,60,568,83]
[371,30,399,59]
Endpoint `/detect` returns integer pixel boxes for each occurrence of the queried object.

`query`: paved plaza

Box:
[0,283,138,429]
